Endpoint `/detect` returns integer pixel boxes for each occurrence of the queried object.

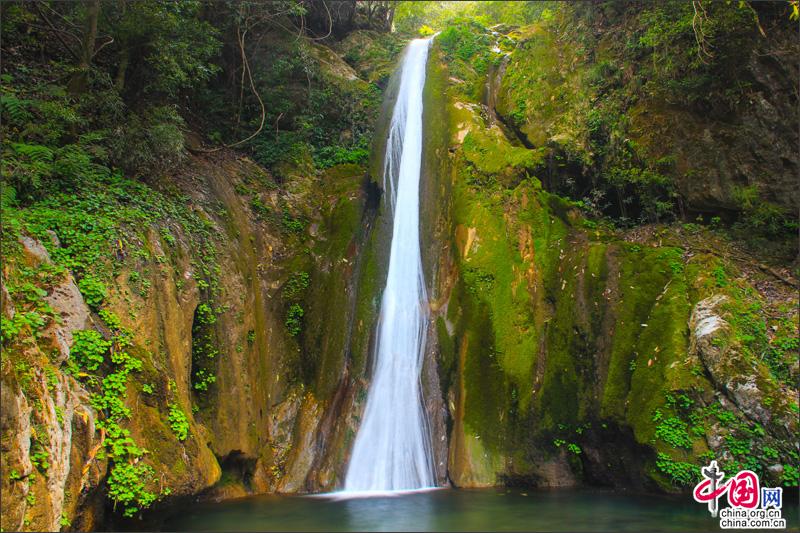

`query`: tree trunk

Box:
[68,0,100,95]
[115,47,129,92]
[385,4,395,32]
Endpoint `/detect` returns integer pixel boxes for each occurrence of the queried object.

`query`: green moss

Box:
[458,285,510,452]
[351,234,382,377]
[496,20,590,151]
[303,175,363,397]
[462,129,544,183]
[453,183,539,388]
[337,30,405,86]
[436,20,498,101]
[168,403,190,442]
[426,23,794,490]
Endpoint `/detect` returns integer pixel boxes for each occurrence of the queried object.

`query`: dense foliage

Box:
[487,1,796,256]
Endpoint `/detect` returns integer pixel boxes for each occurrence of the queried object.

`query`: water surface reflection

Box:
[161,487,798,532]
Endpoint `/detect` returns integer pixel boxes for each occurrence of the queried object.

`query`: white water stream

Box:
[343,38,435,493]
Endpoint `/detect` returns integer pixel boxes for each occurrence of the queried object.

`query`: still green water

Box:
[160,487,798,531]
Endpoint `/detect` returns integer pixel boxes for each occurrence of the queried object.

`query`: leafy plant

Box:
[281,212,306,234]
[106,462,156,518]
[191,300,219,394]
[285,304,304,337]
[782,464,799,487]
[656,453,698,486]
[282,272,310,300]
[30,444,50,472]
[192,369,216,392]
[168,403,189,441]
[1,311,46,343]
[249,196,271,220]
[70,330,111,371]
[78,276,107,309]
[653,410,692,449]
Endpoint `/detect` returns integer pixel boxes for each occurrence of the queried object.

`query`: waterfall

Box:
[343,38,435,493]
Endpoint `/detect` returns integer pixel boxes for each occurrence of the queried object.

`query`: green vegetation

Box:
[1,0,798,528]
[106,462,157,518]
[0,44,222,518]
[77,276,107,309]
[70,330,112,371]
[655,453,699,486]
[285,304,305,337]
[426,6,797,491]
[436,20,499,101]
[168,403,190,442]
[84,311,158,517]
[394,1,549,34]
[652,410,692,449]
[282,272,310,300]
[191,302,219,396]
[282,272,310,339]
[491,1,797,253]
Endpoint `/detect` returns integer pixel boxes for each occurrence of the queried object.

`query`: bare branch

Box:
[196,15,266,153]
[39,1,80,30]
[91,36,115,59]
[692,1,714,64]
[32,2,81,61]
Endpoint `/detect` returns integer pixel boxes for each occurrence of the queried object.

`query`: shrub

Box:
[111,106,186,178]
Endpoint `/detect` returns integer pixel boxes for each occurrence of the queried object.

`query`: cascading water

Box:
[343,38,435,493]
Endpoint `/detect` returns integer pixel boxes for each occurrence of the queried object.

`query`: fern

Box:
[0,184,17,208]
[11,143,54,163]
[0,95,32,125]
[2,143,55,190]
[54,145,110,182]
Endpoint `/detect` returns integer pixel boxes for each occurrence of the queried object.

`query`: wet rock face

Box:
[17,235,92,363]
[635,88,799,215]
[493,7,799,219]
[690,295,797,441]
[690,295,732,373]
[418,38,799,493]
[690,295,764,423]
[1,237,104,532]
[2,145,381,528]
[0,380,33,531]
